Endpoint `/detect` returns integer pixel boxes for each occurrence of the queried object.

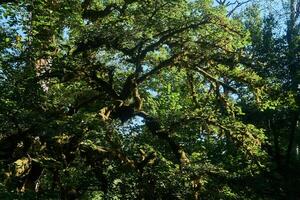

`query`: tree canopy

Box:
[0,0,299,199]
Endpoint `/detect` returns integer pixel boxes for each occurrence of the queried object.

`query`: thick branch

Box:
[82,4,117,21]
[136,151,157,171]
[88,72,119,99]
[119,74,136,100]
[79,142,135,168]
[136,111,189,165]
[66,94,101,115]
[286,111,299,165]
[187,71,201,107]
[73,35,133,56]
[82,0,137,20]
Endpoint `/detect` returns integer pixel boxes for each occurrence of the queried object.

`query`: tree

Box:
[1,0,271,199]
[240,1,300,198]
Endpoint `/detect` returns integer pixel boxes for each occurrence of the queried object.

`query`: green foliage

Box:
[1,0,298,199]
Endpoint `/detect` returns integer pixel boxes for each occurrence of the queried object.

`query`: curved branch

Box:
[227,0,252,17]
[88,72,120,99]
[138,20,210,61]
[79,142,135,168]
[137,53,181,84]
[195,66,237,93]
[82,4,117,21]
[136,111,189,165]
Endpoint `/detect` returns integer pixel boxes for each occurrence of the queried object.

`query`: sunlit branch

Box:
[195,66,238,93]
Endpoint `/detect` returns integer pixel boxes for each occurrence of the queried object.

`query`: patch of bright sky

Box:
[252,0,287,36]
[62,27,70,41]
[117,116,145,135]
[0,5,26,38]
[211,0,288,36]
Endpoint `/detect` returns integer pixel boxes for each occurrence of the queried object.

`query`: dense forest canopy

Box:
[0,0,299,199]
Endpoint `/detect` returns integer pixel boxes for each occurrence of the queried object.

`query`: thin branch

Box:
[139,20,209,61]
[137,53,181,84]
[227,0,252,17]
